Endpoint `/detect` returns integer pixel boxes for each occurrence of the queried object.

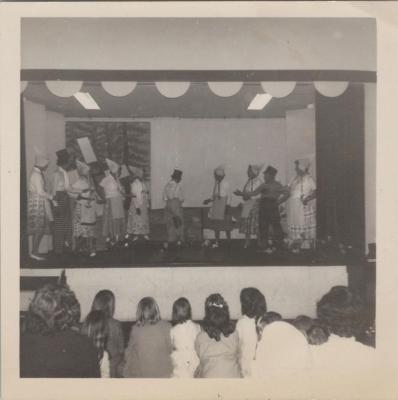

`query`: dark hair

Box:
[202,294,235,342]
[256,311,282,337]
[307,325,330,346]
[91,290,115,318]
[317,286,368,338]
[172,297,192,326]
[240,287,267,319]
[81,310,109,360]
[26,283,81,335]
[292,315,314,337]
[136,297,161,326]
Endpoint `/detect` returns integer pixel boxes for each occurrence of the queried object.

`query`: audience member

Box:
[90,290,125,377]
[170,297,201,378]
[236,287,267,377]
[20,282,100,377]
[123,297,173,378]
[81,310,110,378]
[195,294,241,378]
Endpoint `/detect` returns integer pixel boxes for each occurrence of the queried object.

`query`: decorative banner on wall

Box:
[314,81,349,97]
[21,81,28,93]
[101,81,137,97]
[45,81,83,97]
[208,82,243,97]
[260,82,296,98]
[155,82,190,98]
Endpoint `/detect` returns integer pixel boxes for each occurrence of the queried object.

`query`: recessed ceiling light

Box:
[73,92,100,110]
[248,93,273,110]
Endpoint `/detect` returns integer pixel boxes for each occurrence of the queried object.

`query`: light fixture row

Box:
[21,80,350,99]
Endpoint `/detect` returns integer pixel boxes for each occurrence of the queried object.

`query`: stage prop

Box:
[20,265,348,321]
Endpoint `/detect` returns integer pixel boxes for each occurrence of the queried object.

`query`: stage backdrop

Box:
[65,121,151,183]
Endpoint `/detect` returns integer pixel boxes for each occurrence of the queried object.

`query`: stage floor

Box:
[21,240,354,269]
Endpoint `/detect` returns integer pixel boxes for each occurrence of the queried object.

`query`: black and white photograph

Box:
[4,3,396,396]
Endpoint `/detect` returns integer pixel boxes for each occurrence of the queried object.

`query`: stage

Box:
[20,239,356,269]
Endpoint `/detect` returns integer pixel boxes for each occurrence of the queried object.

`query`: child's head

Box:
[256,311,282,339]
[91,290,115,318]
[136,297,161,326]
[240,287,267,319]
[172,297,192,326]
[307,325,330,345]
[292,315,314,337]
[81,310,109,360]
[203,293,234,341]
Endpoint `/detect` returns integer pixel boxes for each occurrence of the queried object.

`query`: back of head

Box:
[136,297,161,326]
[26,283,81,334]
[256,311,282,338]
[292,315,314,337]
[317,286,367,338]
[307,325,330,345]
[91,290,115,318]
[202,293,234,341]
[172,297,192,326]
[240,287,267,319]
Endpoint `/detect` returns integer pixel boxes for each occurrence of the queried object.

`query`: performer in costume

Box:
[52,149,73,255]
[69,160,97,256]
[286,158,316,252]
[27,149,54,260]
[162,169,184,250]
[234,163,264,249]
[240,166,289,253]
[203,165,232,249]
[98,158,126,247]
[126,166,150,242]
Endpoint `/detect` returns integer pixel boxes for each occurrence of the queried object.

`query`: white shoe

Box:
[124,242,129,248]
[30,254,45,261]
[212,242,219,249]
[133,236,139,242]
[89,251,96,257]
[144,235,150,241]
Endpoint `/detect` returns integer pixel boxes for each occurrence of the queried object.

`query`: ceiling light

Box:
[248,93,272,110]
[73,92,100,110]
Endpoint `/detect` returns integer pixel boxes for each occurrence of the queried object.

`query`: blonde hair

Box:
[136,297,161,326]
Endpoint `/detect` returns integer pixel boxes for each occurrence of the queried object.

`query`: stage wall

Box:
[20,266,348,321]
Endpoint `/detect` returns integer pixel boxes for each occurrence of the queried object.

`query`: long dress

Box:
[194,330,241,378]
[207,179,231,232]
[70,177,96,239]
[126,178,150,235]
[100,173,126,240]
[236,315,258,378]
[27,167,53,235]
[286,174,316,249]
[52,167,72,254]
[170,320,201,378]
[163,180,184,242]
[239,177,262,236]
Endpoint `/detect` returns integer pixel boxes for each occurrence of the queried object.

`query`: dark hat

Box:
[89,161,106,176]
[171,169,183,179]
[264,165,277,176]
[56,149,70,166]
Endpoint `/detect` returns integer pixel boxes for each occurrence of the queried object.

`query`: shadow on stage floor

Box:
[20,240,355,269]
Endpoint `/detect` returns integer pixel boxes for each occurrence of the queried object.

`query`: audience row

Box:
[20,282,375,378]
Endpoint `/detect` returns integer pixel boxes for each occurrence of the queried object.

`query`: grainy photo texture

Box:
[19,17,376,379]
